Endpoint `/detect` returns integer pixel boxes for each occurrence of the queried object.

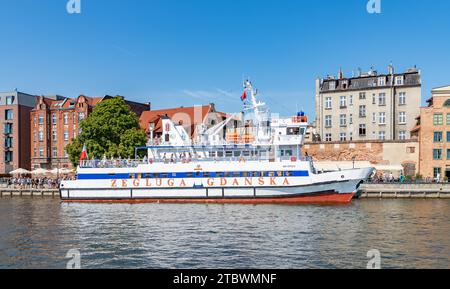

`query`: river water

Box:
[0,198,448,269]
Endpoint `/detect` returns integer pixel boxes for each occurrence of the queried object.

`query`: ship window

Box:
[216,172,224,178]
[186,172,193,178]
[204,172,211,178]
[153,173,159,178]
[232,172,240,177]
[242,172,249,177]
[233,151,241,157]
[225,151,232,157]
[277,171,283,177]
[160,173,169,178]
[195,171,201,177]
[224,172,232,178]
[285,171,292,177]
[268,172,275,177]
[287,127,300,135]
[129,174,135,179]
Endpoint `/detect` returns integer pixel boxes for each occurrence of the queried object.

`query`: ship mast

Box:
[242,79,270,143]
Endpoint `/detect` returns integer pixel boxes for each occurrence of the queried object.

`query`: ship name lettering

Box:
[111,179,117,188]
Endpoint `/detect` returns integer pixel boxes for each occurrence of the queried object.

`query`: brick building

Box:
[0,90,38,174]
[30,95,150,170]
[413,85,450,180]
[303,140,419,177]
[139,104,229,144]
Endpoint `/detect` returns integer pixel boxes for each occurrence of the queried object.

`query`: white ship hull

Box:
[60,161,374,204]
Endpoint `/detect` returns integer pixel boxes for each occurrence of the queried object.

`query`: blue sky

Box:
[0,0,449,117]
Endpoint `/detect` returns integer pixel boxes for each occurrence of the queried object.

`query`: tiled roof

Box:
[139,104,214,136]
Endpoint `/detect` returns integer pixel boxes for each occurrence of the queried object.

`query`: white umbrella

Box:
[31,168,49,175]
[50,168,73,175]
[10,168,31,175]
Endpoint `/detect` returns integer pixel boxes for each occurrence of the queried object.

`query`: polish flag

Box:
[79,144,88,163]
[241,90,247,101]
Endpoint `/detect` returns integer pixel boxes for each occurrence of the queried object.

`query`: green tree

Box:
[66,96,147,166]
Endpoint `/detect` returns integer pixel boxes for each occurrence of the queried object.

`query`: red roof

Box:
[139,105,214,137]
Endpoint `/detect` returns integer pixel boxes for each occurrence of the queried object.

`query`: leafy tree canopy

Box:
[66,96,147,166]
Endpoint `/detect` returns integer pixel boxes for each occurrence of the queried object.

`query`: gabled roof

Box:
[139,104,215,137]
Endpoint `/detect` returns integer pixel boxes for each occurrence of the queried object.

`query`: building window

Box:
[5,137,13,148]
[52,131,57,142]
[39,148,44,158]
[38,131,44,142]
[64,113,69,125]
[433,167,442,179]
[5,110,13,120]
[52,113,57,124]
[64,149,69,158]
[444,99,450,107]
[325,115,332,128]
[378,77,386,86]
[379,131,386,140]
[349,95,353,106]
[434,132,443,142]
[340,96,347,108]
[359,105,366,118]
[340,133,347,142]
[434,114,444,125]
[378,93,386,106]
[359,124,366,136]
[4,123,13,134]
[399,92,406,105]
[349,132,353,141]
[64,131,69,141]
[399,112,406,124]
[379,112,386,125]
[340,114,347,127]
[399,131,406,140]
[407,147,415,154]
[325,133,332,142]
[53,147,58,158]
[329,81,336,90]
[372,94,376,105]
[447,132,450,142]
[6,96,14,105]
[395,76,404,85]
[38,114,44,125]
[446,114,450,125]
[349,114,353,124]
[5,151,13,163]
[433,149,443,160]
[325,97,332,109]
[359,92,366,100]
[79,112,85,121]
[447,149,450,160]
[33,148,37,157]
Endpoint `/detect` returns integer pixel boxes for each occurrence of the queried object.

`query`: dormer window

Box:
[443,99,450,107]
[378,77,386,86]
[395,76,404,85]
[329,81,336,90]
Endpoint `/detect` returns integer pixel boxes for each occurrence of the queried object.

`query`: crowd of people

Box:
[2,176,75,189]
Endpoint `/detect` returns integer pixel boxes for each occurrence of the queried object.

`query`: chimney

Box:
[388,63,394,75]
[338,67,344,79]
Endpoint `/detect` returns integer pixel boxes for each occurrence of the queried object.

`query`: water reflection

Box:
[0,198,448,268]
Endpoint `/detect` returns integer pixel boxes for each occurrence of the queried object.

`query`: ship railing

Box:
[79,155,315,168]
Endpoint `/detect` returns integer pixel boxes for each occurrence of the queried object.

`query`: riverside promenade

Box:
[358,183,450,199]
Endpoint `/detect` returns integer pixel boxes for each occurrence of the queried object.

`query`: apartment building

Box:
[315,65,421,142]
[414,86,450,180]
[0,91,37,174]
[30,95,150,170]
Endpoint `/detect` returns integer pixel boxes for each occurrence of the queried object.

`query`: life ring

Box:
[239,157,246,163]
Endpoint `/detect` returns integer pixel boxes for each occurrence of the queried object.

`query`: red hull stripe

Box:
[62,193,355,205]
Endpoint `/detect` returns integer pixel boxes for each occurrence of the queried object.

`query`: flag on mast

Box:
[241,90,247,101]
[80,143,88,163]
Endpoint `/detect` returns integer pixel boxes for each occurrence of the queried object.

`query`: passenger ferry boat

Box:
[60,80,374,204]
